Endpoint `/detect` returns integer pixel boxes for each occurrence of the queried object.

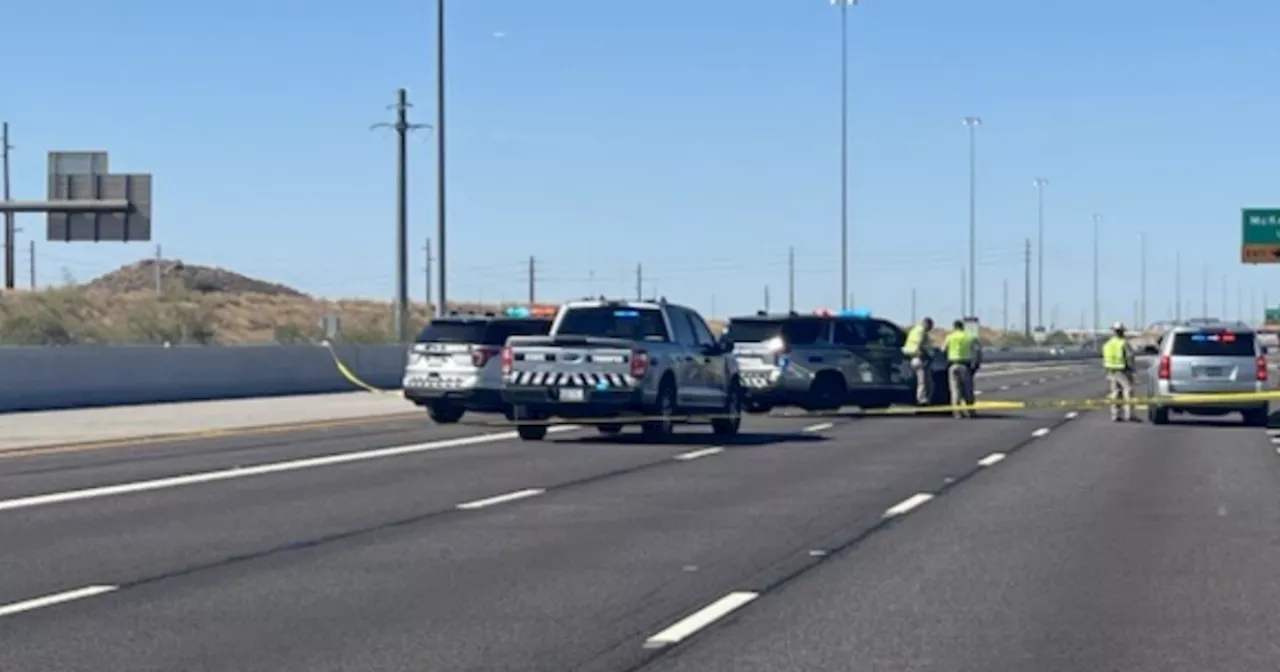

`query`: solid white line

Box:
[0,585,118,618]
[643,592,760,648]
[0,426,581,514]
[884,493,934,517]
[674,447,725,461]
[802,422,834,433]
[1065,411,1080,419]
[977,452,1006,467]
[1031,427,1051,438]
[455,488,545,510]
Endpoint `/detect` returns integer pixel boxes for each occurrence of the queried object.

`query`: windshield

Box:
[414,319,549,345]
[726,318,827,345]
[1171,331,1257,357]
[555,306,668,341]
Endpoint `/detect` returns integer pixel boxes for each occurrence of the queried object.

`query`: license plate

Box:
[559,388,585,402]
[1198,366,1225,377]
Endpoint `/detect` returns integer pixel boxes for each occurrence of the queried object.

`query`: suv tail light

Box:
[1158,355,1171,380]
[472,346,500,368]
[1258,354,1268,381]
[500,346,514,374]
[630,349,649,378]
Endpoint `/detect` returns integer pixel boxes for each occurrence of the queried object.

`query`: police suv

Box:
[402,309,552,424]
[725,309,951,412]
[500,297,743,442]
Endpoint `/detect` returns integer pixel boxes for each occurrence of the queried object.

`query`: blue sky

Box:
[4,0,1280,329]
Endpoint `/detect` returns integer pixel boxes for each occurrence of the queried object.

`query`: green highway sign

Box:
[1242,208,1280,263]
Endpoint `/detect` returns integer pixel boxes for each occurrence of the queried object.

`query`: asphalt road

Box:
[0,362,1219,672]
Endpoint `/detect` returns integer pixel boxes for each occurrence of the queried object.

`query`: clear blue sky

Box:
[4,0,1280,329]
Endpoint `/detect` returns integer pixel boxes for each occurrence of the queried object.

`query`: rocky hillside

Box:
[84,259,309,298]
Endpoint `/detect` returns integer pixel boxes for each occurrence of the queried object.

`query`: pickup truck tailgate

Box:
[505,335,638,388]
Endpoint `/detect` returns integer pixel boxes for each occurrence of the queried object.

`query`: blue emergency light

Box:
[837,309,871,319]
[614,310,640,318]
[505,306,532,318]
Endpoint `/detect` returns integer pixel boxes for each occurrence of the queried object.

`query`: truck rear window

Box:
[556,306,669,341]
[416,319,549,345]
[1171,331,1256,357]
[726,318,826,345]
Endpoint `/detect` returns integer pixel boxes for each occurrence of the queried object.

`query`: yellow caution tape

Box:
[322,340,403,396]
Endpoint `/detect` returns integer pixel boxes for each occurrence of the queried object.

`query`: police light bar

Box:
[505,306,532,318]
[837,309,871,318]
[813,308,833,316]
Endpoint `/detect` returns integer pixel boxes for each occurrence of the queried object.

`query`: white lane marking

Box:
[1021,381,1031,386]
[1065,411,1079,419]
[0,585,118,618]
[884,493,934,517]
[455,488,545,510]
[974,390,984,396]
[643,591,760,648]
[802,422,834,432]
[999,385,1010,391]
[977,452,1006,467]
[1039,377,1048,383]
[1031,427,1051,438]
[0,426,581,514]
[674,447,725,461]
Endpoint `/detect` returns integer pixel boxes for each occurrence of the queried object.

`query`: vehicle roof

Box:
[728,312,885,322]
[1166,323,1256,334]
[432,313,548,322]
[562,299,667,310]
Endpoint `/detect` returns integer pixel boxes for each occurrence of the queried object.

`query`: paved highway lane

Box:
[637,403,1280,672]
[0,368,1104,672]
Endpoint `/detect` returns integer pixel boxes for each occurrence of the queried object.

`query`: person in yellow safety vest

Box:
[942,319,982,418]
[1102,321,1138,422]
[902,317,935,405]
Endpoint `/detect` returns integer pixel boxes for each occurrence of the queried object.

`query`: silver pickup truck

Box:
[500,298,743,441]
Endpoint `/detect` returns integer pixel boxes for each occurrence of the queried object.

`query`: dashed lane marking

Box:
[455,488,545,510]
[643,592,760,648]
[977,452,1006,467]
[802,422,834,433]
[0,585,118,618]
[1031,427,1051,438]
[673,447,725,461]
[883,493,934,517]
[1065,411,1080,419]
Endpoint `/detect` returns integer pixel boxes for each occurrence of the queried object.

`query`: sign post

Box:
[1241,208,1280,263]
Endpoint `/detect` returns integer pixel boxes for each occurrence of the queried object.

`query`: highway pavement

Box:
[8,362,1251,671]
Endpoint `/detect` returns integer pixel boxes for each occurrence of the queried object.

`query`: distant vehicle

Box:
[402,309,552,424]
[1145,323,1270,426]
[500,298,742,441]
[723,308,952,412]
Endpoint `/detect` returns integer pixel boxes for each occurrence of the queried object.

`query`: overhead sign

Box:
[1241,208,1280,263]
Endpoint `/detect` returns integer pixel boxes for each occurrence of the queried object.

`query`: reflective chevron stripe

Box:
[507,371,634,388]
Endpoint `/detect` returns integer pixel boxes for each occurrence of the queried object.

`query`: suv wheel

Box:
[641,381,677,440]
[427,402,465,424]
[1243,407,1269,427]
[597,423,624,436]
[711,382,743,437]
[1149,405,1169,425]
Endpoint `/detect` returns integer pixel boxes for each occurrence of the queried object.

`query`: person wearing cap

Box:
[1102,321,1138,422]
[902,317,935,405]
[942,319,981,418]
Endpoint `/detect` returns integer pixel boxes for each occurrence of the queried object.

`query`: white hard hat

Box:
[1112,321,1125,331]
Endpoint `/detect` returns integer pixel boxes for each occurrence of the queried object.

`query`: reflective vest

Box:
[903,324,929,356]
[1102,336,1128,371]
[944,330,974,363]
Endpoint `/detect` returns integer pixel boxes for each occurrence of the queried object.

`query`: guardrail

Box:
[0,344,1099,415]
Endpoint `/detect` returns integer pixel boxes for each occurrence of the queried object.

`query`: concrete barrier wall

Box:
[0,344,1095,415]
[0,344,408,413]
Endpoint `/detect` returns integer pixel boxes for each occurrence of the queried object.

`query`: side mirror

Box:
[716,336,734,354]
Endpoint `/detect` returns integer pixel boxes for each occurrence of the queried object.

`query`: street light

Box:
[962,116,982,317]
[435,0,449,318]
[1033,177,1047,328]
[1091,213,1100,336]
[831,0,859,310]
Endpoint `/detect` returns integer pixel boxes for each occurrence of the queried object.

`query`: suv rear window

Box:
[726,318,827,345]
[556,306,669,341]
[1171,331,1257,357]
[415,318,550,345]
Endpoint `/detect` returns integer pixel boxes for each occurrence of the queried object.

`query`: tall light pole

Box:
[1091,213,1100,336]
[1033,177,1047,328]
[832,0,858,310]
[962,116,982,317]
[435,0,449,318]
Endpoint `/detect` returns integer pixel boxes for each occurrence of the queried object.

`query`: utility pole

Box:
[1201,262,1208,318]
[1221,274,1227,320]
[962,116,982,317]
[527,256,536,304]
[832,0,857,310]
[1175,250,1182,322]
[1091,213,1100,337]
[1002,278,1008,334]
[1139,232,1146,328]
[154,244,162,295]
[27,240,34,289]
[960,267,967,318]
[2,122,13,290]
[910,287,917,324]
[435,0,449,320]
[1023,238,1032,338]
[764,285,771,313]
[635,263,642,300]
[787,247,795,312]
[423,237,432,313]
[371,88,431,340]
[1033,178,1047,328]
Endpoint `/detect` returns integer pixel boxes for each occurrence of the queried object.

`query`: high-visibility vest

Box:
[945,330,974,363]
[1102,336,1128,371]
[903,324,929,356]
